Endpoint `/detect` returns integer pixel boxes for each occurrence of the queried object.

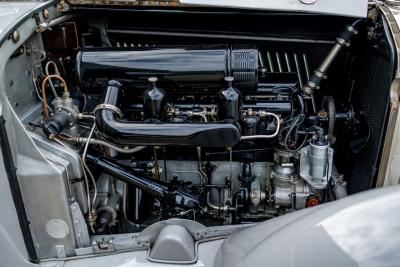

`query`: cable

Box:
[81,115,97,210]
[45,61,61,98]
[30,49,46,69]
[62,114,98,233]
[77,138,146,154]
[53,137,92,216]
[80,158,92,215]
[29,49,54,113]
[41,75,69,119]
[283,114,308,152]
[81,93,88,112]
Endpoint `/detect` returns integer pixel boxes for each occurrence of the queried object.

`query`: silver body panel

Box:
[215,185,400,267]
[181,0,368,18]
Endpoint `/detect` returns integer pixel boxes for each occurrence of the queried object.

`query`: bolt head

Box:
[42,8,50,19]
[148,77,158,83]
[11,31,20,43]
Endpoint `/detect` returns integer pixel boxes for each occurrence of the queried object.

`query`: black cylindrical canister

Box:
[76,45,258,92]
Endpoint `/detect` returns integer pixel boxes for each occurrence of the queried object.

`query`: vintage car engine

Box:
[37,24,359,233]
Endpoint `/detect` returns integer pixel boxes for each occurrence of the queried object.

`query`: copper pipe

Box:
[41,74,68,119]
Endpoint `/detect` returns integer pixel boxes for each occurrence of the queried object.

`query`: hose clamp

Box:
[93,104,123,119]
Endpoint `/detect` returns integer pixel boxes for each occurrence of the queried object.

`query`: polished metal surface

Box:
[300,144,333,189]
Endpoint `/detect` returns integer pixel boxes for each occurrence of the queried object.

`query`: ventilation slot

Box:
[260,51,311,87]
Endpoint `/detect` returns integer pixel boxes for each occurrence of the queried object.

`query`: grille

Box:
[260,51,311,86]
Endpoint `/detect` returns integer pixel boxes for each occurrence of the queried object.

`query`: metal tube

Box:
[95,80,241,147]
[85,154,200,208]
[318,44,343,73]
[302,22,361,95]
[77,138,146,154]
[85,154,166,198]
[241,112,280,140]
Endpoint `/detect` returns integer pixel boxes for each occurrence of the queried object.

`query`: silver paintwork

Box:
[30,132,83,179]
[5,33,44,117]
[0,1,72,265]
[72,0,368,18]
[70,219,249,259]
[180,0,368,17]
[29,131,88,213]
[0,141,34,267]
[0,1,85,259]
[54,238,225,267]
[149,225,196,263]
[70,202,90,249]
[215,185,400,267]
[45,219,70,239]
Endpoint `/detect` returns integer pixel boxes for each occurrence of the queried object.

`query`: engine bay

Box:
[37,24,360,232]
[4,5,395,259]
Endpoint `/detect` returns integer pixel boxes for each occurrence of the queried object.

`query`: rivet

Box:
[11,31,20,43]
[42,8,50,19]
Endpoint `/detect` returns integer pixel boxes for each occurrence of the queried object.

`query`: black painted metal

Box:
[85,153,200,208]
[76,45,258,92]
[217,77,241,121]
[143,78,166,120]
[95,80,241,146]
